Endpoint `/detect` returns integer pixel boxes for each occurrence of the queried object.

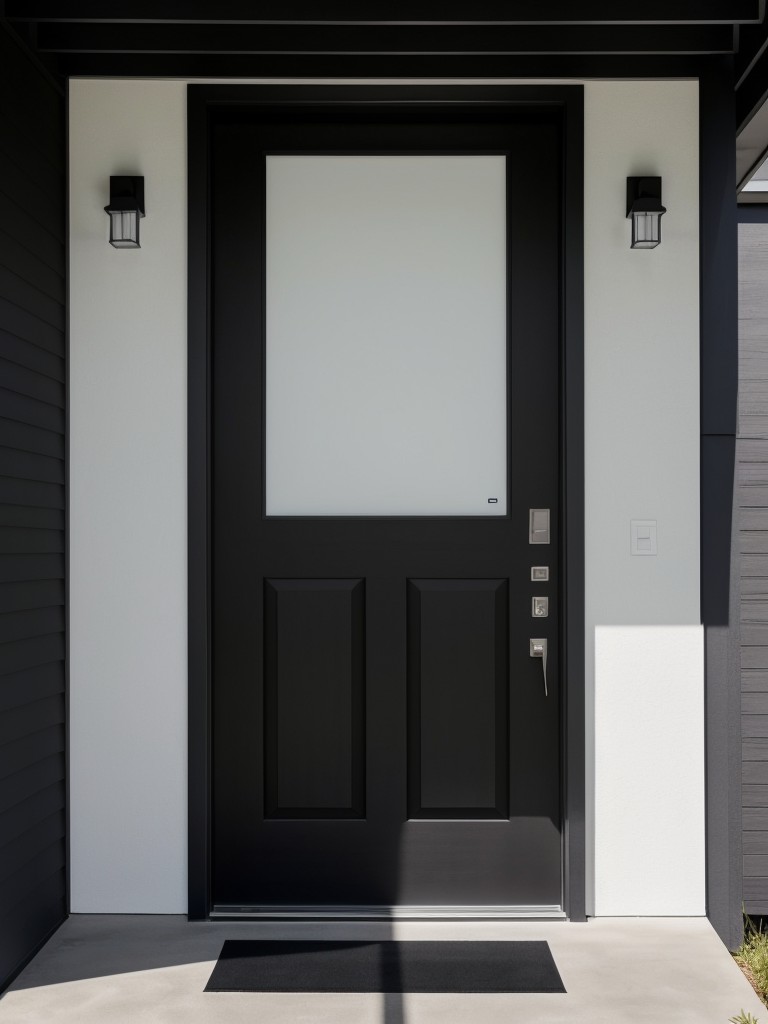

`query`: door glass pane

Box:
[265,155,507,516]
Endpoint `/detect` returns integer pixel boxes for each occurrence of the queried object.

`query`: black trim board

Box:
[701,58,743,952]
[187,89,211,923]
[187,84,585,922]
[7,2,761,23]
[737,203,768,221]
[63,69,71,929]
[36,22,737,56]
[53,53,717,80]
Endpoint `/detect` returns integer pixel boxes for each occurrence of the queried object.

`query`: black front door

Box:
[211,107,562,911]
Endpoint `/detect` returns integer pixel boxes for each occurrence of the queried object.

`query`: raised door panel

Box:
[264,578,365,818]
[407,578,508,818]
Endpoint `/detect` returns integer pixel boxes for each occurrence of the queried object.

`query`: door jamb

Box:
[187,83,585,921]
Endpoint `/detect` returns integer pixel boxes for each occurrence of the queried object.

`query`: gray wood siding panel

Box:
[742,739,768,761]
[743,692,768,714]
[743,807,768,830]
[743,605,768,637]
[742,624,768,646]
[742,535,768,554]
[741,489,768,508]
[744,716,768,737]
[744,762,768,785]
[743,669,768,690]
[0,26,65,991]
[744,784,768,805]
[743,647,768,669]
[744,831,768,855]
[744,878,768,903]
[739,223,768,911]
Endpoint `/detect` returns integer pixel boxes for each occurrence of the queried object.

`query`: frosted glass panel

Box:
[266,155,507,516]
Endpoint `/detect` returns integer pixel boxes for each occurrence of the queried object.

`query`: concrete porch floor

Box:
[0,916,765,1024]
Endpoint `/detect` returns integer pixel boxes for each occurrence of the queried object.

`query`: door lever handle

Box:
[530,638,548,697]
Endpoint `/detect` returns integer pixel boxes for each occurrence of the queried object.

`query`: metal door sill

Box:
[210,905,566,921]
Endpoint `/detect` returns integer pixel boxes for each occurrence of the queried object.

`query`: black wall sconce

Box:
[626,177,666,249]
[104,176,145,248]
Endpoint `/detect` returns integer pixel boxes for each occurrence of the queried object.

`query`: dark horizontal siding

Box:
[0,507,64,530]
[739,222,768,914]
[0,265,65,332]
[0,608,65,644]
[0,633,65,677]
[0,390,64,434]
[0,528,63,554]
[0,333,64,382]
[0,582,64,613]
[0,418,65,459]
[0,553,65,583]
[0,21,65,991]
[0,869,64,983]
[0,192,64,276]
[0,359,65,407]
[0,230,65,305]
[0,752,63,815]
[0,779,63,843]
[0,662,64,712]
[0,448,64,485]
[0,131,65,203]
[0,693,63,745]
[0,305,65,360]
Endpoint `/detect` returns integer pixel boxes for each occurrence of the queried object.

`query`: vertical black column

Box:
[562,90,586,924]
[700,56,743,951]
[187,88,212,921]
[0,21,67,991]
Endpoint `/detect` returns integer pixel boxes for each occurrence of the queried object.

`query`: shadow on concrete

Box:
[5,913,405,1022]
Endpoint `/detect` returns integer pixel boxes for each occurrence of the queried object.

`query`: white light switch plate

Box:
[631,519,657,556]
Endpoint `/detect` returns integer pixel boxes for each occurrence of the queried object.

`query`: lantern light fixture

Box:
[104,176,145,249]
[626,176,666,249]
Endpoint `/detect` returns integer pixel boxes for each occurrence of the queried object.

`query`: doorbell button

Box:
[529,508,550,544]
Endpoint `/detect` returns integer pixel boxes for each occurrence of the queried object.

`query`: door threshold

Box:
[210,905,566,921]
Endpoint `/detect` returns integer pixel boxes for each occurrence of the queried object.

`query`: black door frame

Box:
[187,83,585,921]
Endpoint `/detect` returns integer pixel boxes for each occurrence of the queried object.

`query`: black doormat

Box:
[205,939,566,993]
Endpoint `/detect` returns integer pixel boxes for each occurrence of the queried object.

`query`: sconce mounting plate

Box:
[626,176,662,217]
[107,176,145,216]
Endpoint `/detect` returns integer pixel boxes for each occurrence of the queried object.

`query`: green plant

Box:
[735,915,768,1008]
[730,1012,760,1024]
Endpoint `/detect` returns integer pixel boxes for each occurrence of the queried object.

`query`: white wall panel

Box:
[584,80,703,914]
[69,80,188,912]
[594,626,705,915]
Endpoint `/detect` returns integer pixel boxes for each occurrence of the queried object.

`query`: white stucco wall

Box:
[583,81,703,915]
[69,81,188,912]
[69,78,702,915]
